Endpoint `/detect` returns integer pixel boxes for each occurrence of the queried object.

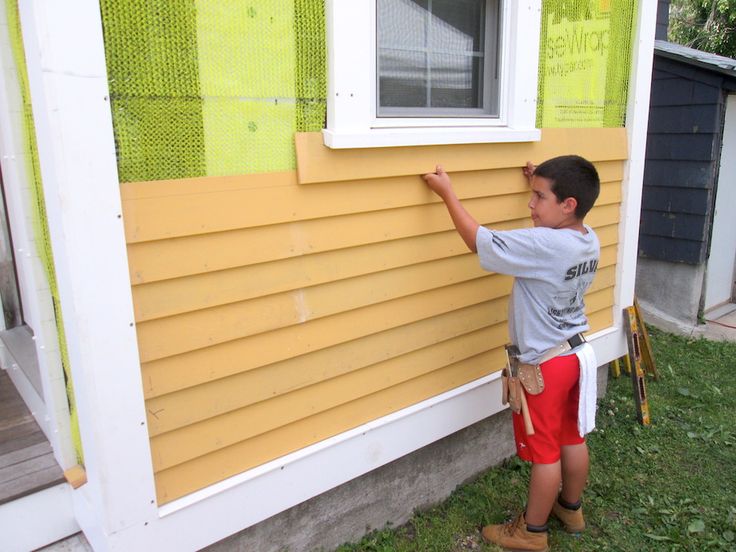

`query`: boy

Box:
[422,156,600,552]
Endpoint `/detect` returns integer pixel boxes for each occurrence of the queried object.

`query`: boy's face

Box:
[528,175,578,228]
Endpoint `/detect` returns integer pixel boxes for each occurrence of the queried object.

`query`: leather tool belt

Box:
[502,334,587,402]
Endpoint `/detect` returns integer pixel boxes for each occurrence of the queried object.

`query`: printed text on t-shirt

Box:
[564,259,599,281]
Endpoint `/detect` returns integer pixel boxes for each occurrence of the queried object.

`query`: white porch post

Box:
[17,1,157,549]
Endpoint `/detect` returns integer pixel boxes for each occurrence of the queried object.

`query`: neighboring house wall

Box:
[656,0,669,41]
[638,51,736,324]
[122,127,625,505]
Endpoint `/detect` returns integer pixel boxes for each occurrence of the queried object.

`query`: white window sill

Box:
[322,127,541,149]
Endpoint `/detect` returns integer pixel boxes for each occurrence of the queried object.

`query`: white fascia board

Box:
[17,0,158,540]
[615,0,657,327]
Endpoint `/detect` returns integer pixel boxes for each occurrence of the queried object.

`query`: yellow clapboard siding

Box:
[153,349,500,503]
[140,274,513,398]
[596,223,618,247]
[136,242,617,363]
[149,290,612,473]
[295,128,628,184]
[135,252,486,362]
[131,185,619,321]
[588,306,613,333]
[126,177,620,286]
[122,156,623,245]
[127,179,618,286]
[153,298,614,505]
[141,262,615,400]
[145,298,508,436]
[122,168,518,243]
[146,271,615,437]
[149,323,508,471]
[121,158,623,201]
[127,128,627,504]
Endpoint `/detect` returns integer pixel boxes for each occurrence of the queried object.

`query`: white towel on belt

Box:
[575,343,598,436]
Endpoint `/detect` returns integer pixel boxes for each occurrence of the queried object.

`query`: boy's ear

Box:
[561,197,578,214]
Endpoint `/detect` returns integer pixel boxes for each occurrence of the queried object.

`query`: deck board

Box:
[0,369,64,505]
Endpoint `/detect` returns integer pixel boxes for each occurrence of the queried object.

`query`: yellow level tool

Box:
[623,305,651,425]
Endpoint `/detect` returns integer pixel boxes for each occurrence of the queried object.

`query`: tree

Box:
[669,0,736,59]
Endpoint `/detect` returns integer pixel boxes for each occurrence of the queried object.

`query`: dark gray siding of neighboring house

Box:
[656,1,669,41]
[640,55,736,264]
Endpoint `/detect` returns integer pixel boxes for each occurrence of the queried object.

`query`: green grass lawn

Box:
[336,329,736,551]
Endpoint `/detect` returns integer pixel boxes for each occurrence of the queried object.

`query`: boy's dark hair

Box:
[534,155,600,219]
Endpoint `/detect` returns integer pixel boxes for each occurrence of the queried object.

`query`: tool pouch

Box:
[506,374,522,414]
[518,363,545,395]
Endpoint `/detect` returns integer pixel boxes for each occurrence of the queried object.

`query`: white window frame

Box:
[323,0,542,149]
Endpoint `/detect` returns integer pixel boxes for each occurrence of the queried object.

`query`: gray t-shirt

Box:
[476,224,600,364]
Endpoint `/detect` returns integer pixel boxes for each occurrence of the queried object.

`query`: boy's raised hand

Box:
[422,165,454,199]
[522,161,536,183]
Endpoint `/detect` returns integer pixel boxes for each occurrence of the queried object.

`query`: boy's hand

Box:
[522,161,536,184]
[422,165,454,199]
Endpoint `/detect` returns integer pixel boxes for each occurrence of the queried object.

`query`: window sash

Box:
[376,0,500,118]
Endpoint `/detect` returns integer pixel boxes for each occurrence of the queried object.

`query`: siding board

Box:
[120,128,626,504]
[295,128,627,184]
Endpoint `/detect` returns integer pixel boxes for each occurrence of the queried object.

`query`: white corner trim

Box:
[615,1,657,327]
[17,0,158,541]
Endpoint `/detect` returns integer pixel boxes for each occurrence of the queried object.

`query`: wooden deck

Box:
[0,368,64,505]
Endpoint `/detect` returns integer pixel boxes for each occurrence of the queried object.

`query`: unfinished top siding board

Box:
[295,128,627,184]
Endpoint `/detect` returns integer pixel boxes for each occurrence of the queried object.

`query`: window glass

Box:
[377,0,498,117]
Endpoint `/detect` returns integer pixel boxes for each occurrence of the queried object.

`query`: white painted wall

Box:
[704,94,736,311]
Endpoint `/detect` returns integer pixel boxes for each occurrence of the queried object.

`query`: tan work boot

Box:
[551,499,585,533]
[481,512,549,552]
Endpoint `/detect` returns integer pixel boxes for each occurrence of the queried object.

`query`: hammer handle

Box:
[519,390,535,435]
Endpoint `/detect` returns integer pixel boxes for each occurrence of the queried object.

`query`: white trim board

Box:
[0,0,76,470]
[0,483,79,552]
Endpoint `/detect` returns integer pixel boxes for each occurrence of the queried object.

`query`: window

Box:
[324,0,541,149]
[377,0,500,118]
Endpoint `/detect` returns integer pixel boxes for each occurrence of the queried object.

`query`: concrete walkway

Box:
[639,301,736,343]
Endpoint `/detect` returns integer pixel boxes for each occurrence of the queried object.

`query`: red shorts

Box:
[512,353,585,464]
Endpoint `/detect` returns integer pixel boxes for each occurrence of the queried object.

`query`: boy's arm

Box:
[423,166,479,253]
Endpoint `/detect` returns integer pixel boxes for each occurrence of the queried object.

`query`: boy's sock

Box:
[557,496,582,510]
[525,521,548,533]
